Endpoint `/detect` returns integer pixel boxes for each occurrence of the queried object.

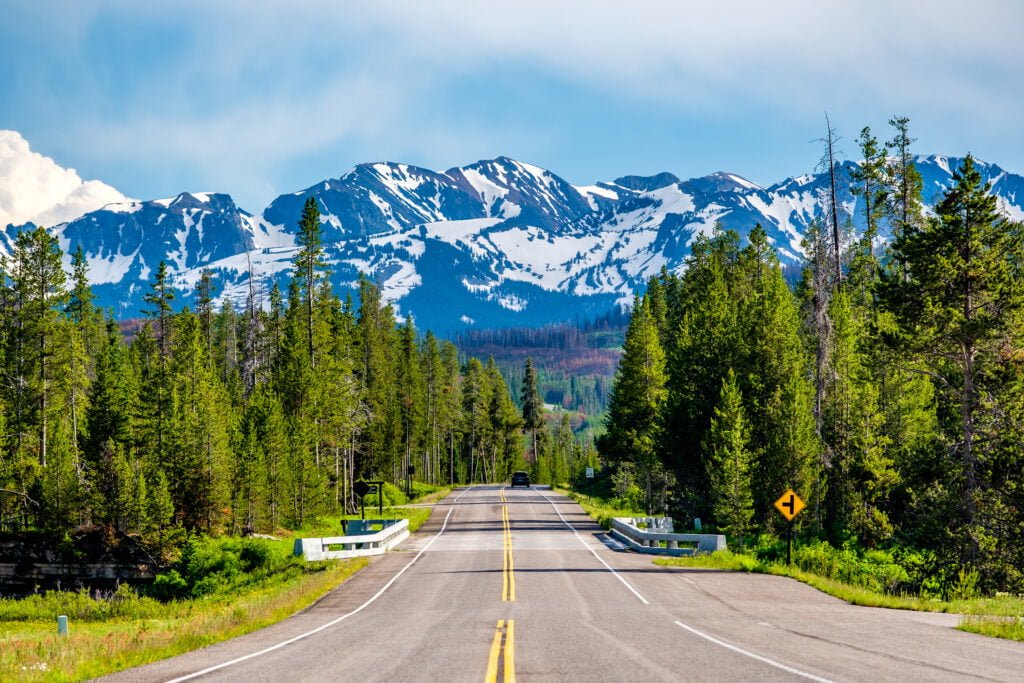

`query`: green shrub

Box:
[239,538,273,572]
[787,540,910,594]
[149,569,189,601]
[142,535,298,601]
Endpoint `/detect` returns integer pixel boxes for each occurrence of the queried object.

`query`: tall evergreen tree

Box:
[705,369,753,547]
[294,197,326,369]
[12,226,68,467]
[142,261,174,465]
[520,357,544,463]
[600,295,666,513]
[885,155,1024,562]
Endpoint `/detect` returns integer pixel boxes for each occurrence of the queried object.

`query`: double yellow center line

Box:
[487,488,516,682]
[500,487,515,601]
[485,619,515,682]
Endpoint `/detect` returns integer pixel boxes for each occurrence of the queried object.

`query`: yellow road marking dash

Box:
[504,620,516,683]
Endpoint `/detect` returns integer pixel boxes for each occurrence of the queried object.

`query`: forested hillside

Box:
[455,308,628,420]
[602,120,1024,594]
[0,198,566,539]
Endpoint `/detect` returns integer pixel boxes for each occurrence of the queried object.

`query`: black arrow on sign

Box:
[782,494,796,516]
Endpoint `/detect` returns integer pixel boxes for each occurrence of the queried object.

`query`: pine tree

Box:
[884,155,1024,561]
[848,126,888,300]
[397,317,424,492]
[552,412,573,486]
[822,289,894,545]
[736,226,819,527]
[294,197,326,369]
[705,369,753,547]
[886,116,925,255]
[12,226,68,467]
[462,357,488,482]
[166,311,231,531]
[143,261,174,465]
[196,269,215,360]
[520,357,544,462]
[600,295,666,513]
[440,341,463,485]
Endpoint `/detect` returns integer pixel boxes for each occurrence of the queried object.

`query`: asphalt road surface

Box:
[100,485,1024,682]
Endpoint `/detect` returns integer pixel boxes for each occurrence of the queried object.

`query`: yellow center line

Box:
[484,619,516,683]
[505,504,515,601]
[502,503,509,601]
[504,620,516,683]
[501,486,515,602]
[485,619,504,682]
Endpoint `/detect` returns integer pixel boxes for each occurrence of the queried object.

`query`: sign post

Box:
[773,489,806,566]
[353,480,371,520]
[585,467,594,498]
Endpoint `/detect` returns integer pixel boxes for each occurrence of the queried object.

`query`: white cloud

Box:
[0,130,130,228]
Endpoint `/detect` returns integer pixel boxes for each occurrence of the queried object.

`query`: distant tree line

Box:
[457,318,625,416]
[601,118,1024,593]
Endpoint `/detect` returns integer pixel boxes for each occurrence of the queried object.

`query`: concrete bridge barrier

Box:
[610,517,725,556]
[294,518,410,561]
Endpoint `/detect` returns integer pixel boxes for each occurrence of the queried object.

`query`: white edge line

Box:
[674,620,835,683]
[166,486,475,683]
[533,487,649,605]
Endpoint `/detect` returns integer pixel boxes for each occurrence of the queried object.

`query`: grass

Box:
[0,556,367,682]
[0,489,451,681]
[411,486,452,505]
[959,617,1024,640]
[554,487,643,528]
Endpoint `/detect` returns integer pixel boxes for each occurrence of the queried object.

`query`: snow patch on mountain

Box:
[5,132,1024,334]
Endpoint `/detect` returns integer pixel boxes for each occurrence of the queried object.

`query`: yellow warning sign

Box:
[774,489,806,521]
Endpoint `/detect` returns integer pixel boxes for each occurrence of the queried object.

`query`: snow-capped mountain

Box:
[4,145,1024,333]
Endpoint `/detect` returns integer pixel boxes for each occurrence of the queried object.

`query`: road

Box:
[102,485,1024,682]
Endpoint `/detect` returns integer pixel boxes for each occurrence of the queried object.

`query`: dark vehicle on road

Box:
[510,471,530,488]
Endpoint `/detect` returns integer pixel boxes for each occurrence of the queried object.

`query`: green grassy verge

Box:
[0,491,450,681]
[0,556,367,682]
[553,487,643,528]
[959,617,1024,640]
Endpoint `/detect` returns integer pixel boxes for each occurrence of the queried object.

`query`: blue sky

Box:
[3,0,1023,211]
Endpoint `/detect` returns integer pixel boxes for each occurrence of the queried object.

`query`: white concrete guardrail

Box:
[294,519,410,561]
[610,517,726,556]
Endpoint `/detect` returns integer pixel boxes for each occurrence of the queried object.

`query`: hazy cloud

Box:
[4,0,1022,208]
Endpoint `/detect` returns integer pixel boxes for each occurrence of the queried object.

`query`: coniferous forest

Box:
[601,119,1024,594]
[0,197,585,542]
[5,117,1023,598]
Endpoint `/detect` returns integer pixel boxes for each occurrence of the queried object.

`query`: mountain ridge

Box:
[4,133,1024,333]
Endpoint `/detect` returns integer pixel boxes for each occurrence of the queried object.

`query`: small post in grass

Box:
[354,480,371,520]
[57,615,68,636]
